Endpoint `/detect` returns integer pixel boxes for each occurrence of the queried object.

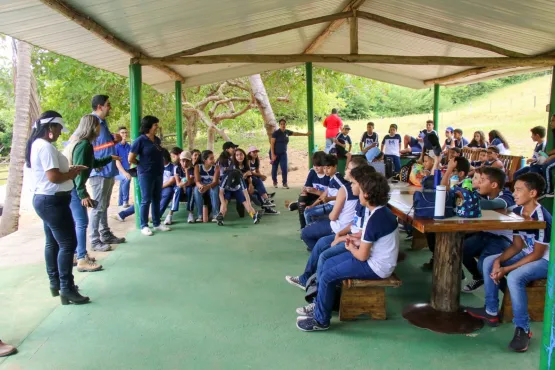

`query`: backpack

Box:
[412,175,455,219]
[384,157,394,179]
[452,186,482,218]
[223,169,243,191]
[399,159,416,182]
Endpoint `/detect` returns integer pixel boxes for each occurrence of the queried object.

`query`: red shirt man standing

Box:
[323,108,343,153]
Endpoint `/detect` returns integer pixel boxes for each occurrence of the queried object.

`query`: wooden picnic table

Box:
[387,183,546,334]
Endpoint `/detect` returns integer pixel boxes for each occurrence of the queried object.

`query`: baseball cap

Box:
[247,145,259,154]
[446,126,454,133]
[343,125,351,130]
[223,141,239,150]
[179,151,192,160]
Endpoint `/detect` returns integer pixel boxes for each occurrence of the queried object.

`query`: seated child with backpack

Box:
[216,168,261,226]
[174,150,197,224]
[303,155,346,225]
[461,166,516,292]
[296,170,399,331]
[285,163,373,290]
[194,150,220,223]
[466,173,551,352]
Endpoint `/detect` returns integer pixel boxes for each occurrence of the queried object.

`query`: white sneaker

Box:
[141,227,153,236]
[196,217,203,223]
[188,213,195,224]
[113,214,124,222]
[153,225,171,232]
[164,214,172,225]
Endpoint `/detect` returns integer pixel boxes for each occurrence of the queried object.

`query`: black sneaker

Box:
[463,279,484,293]
[296,316,329,332]
[509,327,532,352]
[405,234,413,241]
[465,307,500,327]
[263,207,280,215]
[216,212,224,226]
[101,234,126,244]
[268,192,276,199]
[288,201,298,211]
[91,243,112,252]
[253,212,261,224]
[262,199,276,207]
[273,183,278,188]
[285,275,305,290]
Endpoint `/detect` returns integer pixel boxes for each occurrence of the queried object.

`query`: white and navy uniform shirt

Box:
[454,137,469,149]
[304,168,330,192]
[382,134,402,156]
[361,206,400,278]
[163,163,175,184]
[532,141,547,160]
[249,159,259,173]
[420,129,438,151]
[483,189,516,241]
[361,132,379,148]
[491,138,510,155]
[513,204,552,260]
[327,172,348,205]
[444,138,454,150]
[198,164,216,185]
[350,201,369,234]
[330,181,359,234]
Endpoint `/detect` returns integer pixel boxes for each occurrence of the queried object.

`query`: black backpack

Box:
[384,157,394,179]
[400,159,417,182]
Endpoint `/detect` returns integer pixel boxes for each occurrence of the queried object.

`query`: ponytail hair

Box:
[25,111,63,168]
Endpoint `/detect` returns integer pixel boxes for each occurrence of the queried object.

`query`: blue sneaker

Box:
[296,316,329,332]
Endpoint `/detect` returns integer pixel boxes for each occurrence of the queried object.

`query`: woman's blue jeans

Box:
[69,188,89,259]
[194,186,220,219]
[33,193,77,293]
[139,174,163,228]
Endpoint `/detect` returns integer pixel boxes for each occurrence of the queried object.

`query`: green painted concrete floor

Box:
[0,188,542,369]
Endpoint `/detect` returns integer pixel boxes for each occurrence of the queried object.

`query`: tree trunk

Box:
[249,74,277,141]
[207,127,215,151]
[0,41,33,237]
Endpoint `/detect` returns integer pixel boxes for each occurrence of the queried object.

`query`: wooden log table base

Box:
[401,232,483,334]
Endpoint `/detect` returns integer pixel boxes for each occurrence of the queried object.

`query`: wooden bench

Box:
[339,274,402,321]
[500,279,546,323]
[462,147,523,184]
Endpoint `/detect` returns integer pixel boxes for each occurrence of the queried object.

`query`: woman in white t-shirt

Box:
[25,111,90,305]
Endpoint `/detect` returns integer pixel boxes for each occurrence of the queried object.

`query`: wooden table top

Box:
[387,183,546,234]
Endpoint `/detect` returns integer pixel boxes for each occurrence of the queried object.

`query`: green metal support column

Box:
[540,66,555,370]
[433,84,440,131]
[175,81,183,148]
[129,63,142,230]
[306,62,315,168]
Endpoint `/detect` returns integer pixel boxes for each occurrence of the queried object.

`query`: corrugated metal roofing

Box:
[1,0,554,92]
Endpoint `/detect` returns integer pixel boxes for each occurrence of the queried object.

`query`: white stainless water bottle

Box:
[434,185,446,219]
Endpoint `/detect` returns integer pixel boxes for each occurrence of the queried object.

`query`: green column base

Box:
[337,158,346,176]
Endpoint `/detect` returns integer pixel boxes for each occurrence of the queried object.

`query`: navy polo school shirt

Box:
[272,129,294,155]
[130,134,164,176]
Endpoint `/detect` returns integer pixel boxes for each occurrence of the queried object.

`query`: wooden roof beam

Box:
[39,0,185,82]
[357,11,527,58]
[425,49,555,85]
[164,11,354,58]
[136,54,555,68]
[304,0,366,54]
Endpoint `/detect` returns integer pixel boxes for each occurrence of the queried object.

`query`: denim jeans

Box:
[314,252,380,325]
[462,232,511,280]
[317,242,349,282]
[159,187,176,216]
[300,220,333,251]
[299,234,335,286]
[33,193,77,293]
[324,138,335,153]
[117,175,131,206]
[304,203,334,225]
[139,174,163,228]
[69,188,89,259]
[194,187,220,219]
[185,186,195,212]
[483,252,548,331]
[251,176,268,203]
[384,154,401,173]
[88,176,115,244]
[271,153,288,185]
